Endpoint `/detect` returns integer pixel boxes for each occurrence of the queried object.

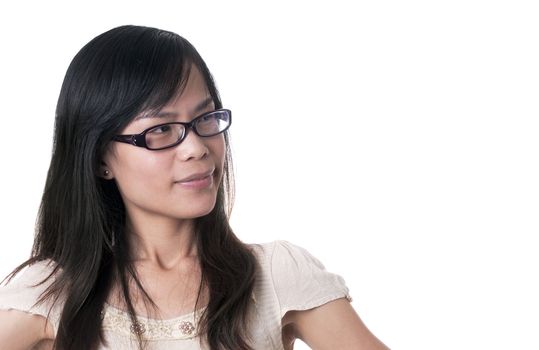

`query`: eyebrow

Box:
[135,96,214,120]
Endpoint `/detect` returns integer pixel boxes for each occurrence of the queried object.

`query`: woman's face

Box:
[102,66,225,224]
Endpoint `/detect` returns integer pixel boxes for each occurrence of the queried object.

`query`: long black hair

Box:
[2,25,257,350]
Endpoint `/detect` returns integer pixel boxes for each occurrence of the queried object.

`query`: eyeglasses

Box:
[113,109,232,150]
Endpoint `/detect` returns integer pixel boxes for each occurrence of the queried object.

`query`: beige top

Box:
[0,240,351,349]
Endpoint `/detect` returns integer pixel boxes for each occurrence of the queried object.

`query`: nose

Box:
[176,126,209,161]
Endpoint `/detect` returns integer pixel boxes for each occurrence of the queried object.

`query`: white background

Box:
[0,1,538,349]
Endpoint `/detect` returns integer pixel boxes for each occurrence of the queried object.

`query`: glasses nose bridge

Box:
[179,119,201,143]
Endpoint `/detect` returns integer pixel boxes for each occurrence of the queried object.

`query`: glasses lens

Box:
[145,124,185,150]
[142,110,231,150]
[196,110,231,136]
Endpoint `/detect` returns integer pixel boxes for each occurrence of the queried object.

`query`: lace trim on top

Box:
[100,293,257,341]
[101,303,206,341]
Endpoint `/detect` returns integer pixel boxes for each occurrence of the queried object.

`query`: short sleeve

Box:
[269,240,352,318]
[0,259,62,334]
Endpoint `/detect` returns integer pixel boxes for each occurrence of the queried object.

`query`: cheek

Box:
[210,138,226,171]
[212,135,226,159]
[111,151,173,196]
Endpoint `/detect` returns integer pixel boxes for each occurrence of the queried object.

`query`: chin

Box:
[185,208,215,219]
[176,200,217,219]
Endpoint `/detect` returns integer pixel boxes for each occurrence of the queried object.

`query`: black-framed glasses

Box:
[113,109,232,150]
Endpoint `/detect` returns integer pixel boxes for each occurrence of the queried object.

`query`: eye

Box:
[148,124,172,134]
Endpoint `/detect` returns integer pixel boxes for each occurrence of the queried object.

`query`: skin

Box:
[102,66,390,348]
[1,65,389,349]
[101,65,219,318]
[102,66,224,268]
[282,298,390,349]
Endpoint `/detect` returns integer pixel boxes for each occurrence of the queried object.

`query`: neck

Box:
[125,211,198,271]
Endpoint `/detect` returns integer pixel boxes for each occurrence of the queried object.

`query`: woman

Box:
[0,25,389,350]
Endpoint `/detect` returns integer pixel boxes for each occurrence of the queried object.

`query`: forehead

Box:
[164,65,211,109]
[134,65,213,121]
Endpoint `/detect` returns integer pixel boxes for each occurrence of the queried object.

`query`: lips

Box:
[177,169,214,183]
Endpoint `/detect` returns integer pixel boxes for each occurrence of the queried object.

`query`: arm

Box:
[0,309,54,350]
[282,297,390,350]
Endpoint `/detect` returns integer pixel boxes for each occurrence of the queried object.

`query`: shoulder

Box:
[0,259,62,337]
[2,259,59,282]
[249,240,342,280]
[0,259,60,295]
[248,239,318,265]
[247,240,352,317]
[0,308,55,348]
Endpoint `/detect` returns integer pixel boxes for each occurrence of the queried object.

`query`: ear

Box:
[98,160,114,180]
